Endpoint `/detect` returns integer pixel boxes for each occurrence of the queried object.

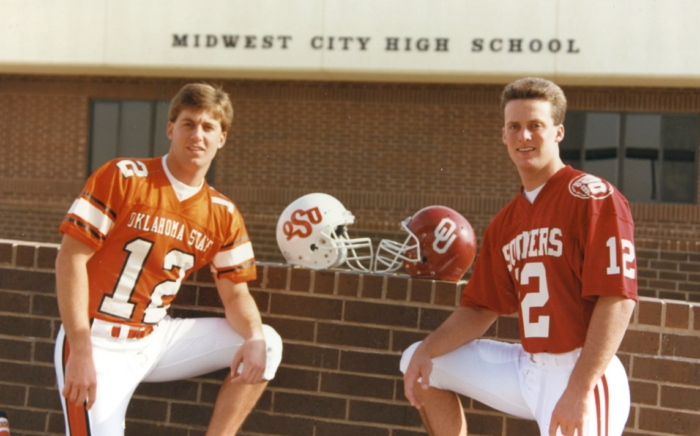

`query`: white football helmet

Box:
[276,193,373,271]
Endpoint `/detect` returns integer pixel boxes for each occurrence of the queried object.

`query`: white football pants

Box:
[55,316,283,436]
[401,339,630,436]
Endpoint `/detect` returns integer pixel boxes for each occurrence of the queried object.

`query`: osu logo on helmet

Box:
[281,207,322,241]
[569,174,614,200]
[373,205,476,282]
[276,193,373,271]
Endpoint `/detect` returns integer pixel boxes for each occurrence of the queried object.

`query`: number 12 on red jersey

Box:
[520,236,635,339]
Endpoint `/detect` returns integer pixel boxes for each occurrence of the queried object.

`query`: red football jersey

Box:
[59,157,256,328]
[461,166,638,353]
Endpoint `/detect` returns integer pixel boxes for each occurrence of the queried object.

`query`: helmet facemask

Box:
[319,225,373,271]
[373,218,422,273]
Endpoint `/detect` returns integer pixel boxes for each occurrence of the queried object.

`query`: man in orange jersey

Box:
[54,83,282,436]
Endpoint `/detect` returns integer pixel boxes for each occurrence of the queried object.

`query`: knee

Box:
[400,341,422,374]
[262,325,283,379]
[263,324,283,354]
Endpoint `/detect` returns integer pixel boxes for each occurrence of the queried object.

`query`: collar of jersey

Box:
[161,155,204,202]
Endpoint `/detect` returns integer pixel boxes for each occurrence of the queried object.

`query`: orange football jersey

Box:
[59,157,256,327]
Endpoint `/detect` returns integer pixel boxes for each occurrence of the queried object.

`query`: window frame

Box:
[561,111,699,204]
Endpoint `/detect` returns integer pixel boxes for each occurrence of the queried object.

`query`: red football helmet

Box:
[373,206,477,281]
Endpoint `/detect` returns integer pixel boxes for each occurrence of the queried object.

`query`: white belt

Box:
[528,348,582,366]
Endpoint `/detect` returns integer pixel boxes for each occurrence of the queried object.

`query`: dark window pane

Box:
[623,114,661,202]
[663,114,699,152]
[662,160,695,203]
[153,100,171,157]
[119,101,153,158]
[90,101,120,174]
[583,113,620,186]
[661,114,699,203]
[562,112,585,168]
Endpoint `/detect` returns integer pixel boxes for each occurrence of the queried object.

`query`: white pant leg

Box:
[601,356,631,436]
[401,339,630,436]
[400,339,535,420]
[55,326,156,436]
[518,352,630,436]
[55,318,283,435]
[518,352,573,436]
[143,317,283,383]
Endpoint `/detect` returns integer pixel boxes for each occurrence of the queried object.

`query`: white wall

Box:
[1,0,698,86]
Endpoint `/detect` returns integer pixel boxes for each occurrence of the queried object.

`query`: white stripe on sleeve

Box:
[212,197,234,214]
[213,241,255,269]
[68,198,115,237]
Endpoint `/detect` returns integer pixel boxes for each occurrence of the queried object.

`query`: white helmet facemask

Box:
[320,223,374,271]
[373,217,421,273]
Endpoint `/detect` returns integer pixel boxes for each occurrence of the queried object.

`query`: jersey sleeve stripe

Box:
[64,217,106,242]
[212,197,235,214]
[212,241,255,269]
[221,235,250,250]
[83,192,117,219]
[67,198,115,237]
[216,260,256,276]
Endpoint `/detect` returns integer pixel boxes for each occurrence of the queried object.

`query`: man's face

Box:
[501,99,564,178]
[167,107,226,172]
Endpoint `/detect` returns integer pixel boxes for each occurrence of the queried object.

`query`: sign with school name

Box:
[0,0,698,86]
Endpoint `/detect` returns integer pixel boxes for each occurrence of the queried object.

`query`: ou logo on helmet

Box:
[569,174,614,200]
[282,207,323,240]
[433,218,458,254]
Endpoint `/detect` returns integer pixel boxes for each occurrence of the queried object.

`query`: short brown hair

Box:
[500,77,567,125]
[168,83,234,132]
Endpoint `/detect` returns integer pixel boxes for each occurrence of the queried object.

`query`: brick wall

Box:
[2,74,700,302]
[0,239,698,436]
[636,240,700,302]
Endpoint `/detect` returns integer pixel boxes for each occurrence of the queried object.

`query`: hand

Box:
[548,387,594,436]
[230,337,267,384]
[403,344,433,409]
[62,349,97,410]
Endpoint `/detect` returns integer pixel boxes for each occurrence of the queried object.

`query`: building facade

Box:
[1,0,699,301]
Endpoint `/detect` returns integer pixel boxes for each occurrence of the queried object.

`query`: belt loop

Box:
[116,325,129,340]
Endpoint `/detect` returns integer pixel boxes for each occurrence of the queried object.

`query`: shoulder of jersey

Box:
[103,157,161,180]
[567,171,615,201]
[489,195,521,232]
[207,186,236,215]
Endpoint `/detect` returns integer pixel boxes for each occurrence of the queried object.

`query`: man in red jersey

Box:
[401,77,637,436]
[54,83,282,436]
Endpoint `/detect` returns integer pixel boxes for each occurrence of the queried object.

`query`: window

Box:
[88,99,215,183]
[562,112,699,204]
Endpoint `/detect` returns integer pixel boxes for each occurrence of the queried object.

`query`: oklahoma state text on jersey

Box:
[461,166,638,353]
[59,157,256,328]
